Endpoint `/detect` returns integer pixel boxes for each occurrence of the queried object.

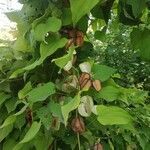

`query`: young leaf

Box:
[92,64,116,82]
[70,0,99,25]
[62,93,81,125]
[97,105,133,125]
[27,82,55,103]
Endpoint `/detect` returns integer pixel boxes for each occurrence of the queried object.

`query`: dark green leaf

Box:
[131,28,150,61]
[92,64,116,81]
[0,125,13,142]
[70,0,99,25]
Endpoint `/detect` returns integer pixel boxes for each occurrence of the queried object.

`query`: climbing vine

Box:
[0,0,150,149]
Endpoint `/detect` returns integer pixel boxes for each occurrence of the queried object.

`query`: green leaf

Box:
[98,86,121,102]
[20,121,41,143]
[0,115,16,129]
[127,0,145,18]
[62,8,72,26]
[48,101,63,120]
[3,138,16,150]
[36,106,52,130]
[13,121,41,150]
[10,37,67,78]
[94,27,106,42]
[13,36,32,52]
[27,82,55,103]
[70,0,99,25]
[130,28,150,61]
[97,105,133,125]
[33,132,52,150]
[15,114,26,130]
[0,92,10,108]
[33,17,62,41]
[0,125,13,142]
[5,98,17,113]
[92,64,116,81]
[61,92,81,125]
[52,47,74,69]
[18,82,32,99]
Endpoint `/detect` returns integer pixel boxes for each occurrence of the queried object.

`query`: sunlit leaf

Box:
[97,105,133,125]
[52,47,74,69]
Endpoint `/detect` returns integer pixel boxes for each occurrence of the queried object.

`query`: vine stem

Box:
[75,109,81,150]
[77,132,81,150]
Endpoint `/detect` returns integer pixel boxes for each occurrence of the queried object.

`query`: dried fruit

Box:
[26,108,33,126]
[78,96,94,117]
[80,79,92,90]
[71,117,85,133]
[79,72,90,85]
[92,80,102,91]
[79,72,92,90]
[75,30,84,46]
[94,143,103,150]
[79,62,91,73]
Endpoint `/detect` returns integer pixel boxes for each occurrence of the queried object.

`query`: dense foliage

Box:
[0,0,150,149]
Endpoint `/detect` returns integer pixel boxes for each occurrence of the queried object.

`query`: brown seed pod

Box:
[92,80,102,91]
[79,72,91,85]
[71,117,85,133]
[72,55,77,65]
[80,79,92,90]
[94,143,103,150]
[26,108,33,126]
[75,31,84,47]
[65,38,74,49]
